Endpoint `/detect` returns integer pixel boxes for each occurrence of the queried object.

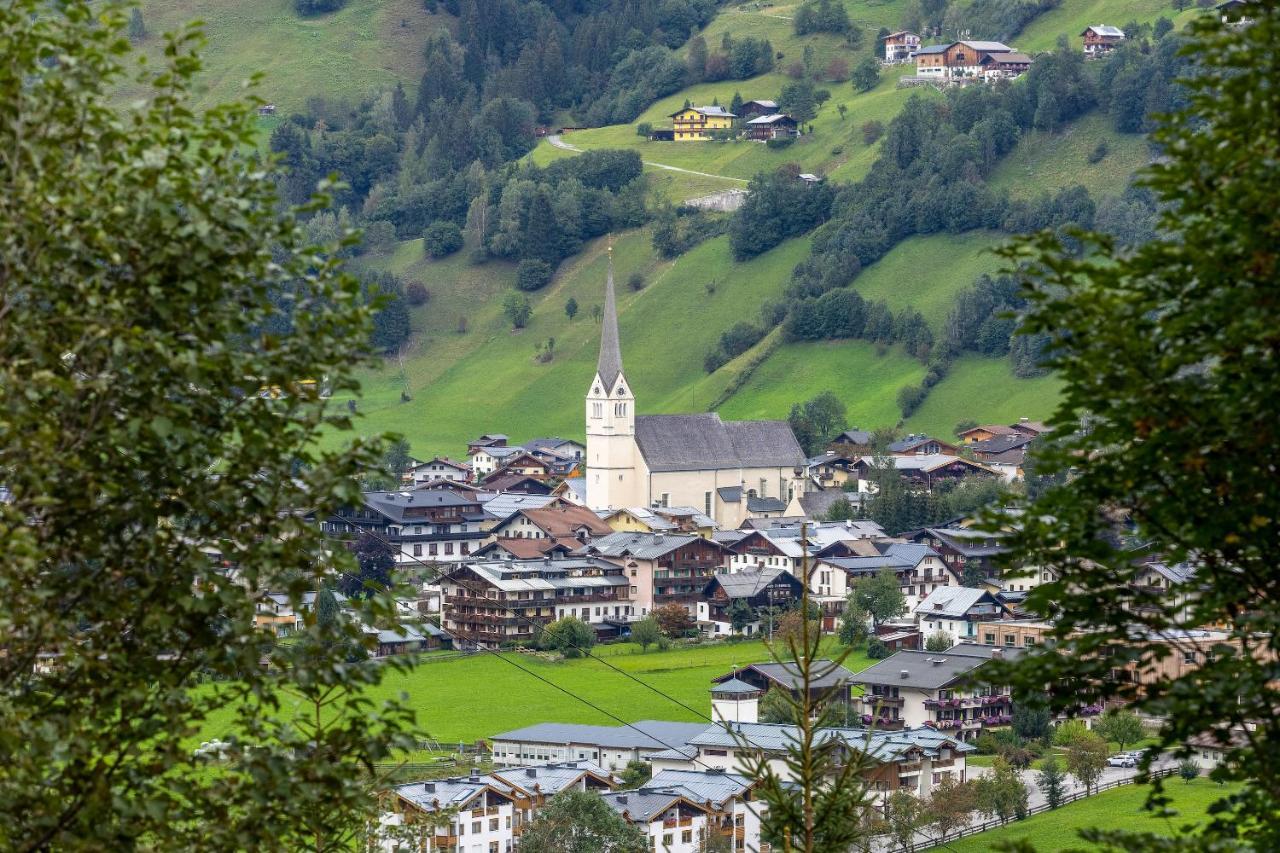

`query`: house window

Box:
[1004,635,1015,646]
[472,821,481,833]
[705,491,712,516]
[1184,651,1197,664]
[413,544,422,557]
[682,830,693,843]
[490,818,499,831]
[1024,636,1037,646]
[445,543,454,555]
[429,543,438,556]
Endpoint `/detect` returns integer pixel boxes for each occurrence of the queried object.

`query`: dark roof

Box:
[832,429,873,445]
[970,434,1035,454]
[482,473,552,494]
[747,496,787,513]
[797,489,855,519]
[887,435,952,453]
[717,485,742,502]
[580,531,714,560]
[915,44,948,55]
[705,568,799,599]
[634,414,804,473]
[711,678,763,696]
[596,256,623,391]
[358,490,483,523]
[603,789,708,822]
[852,645,1022,690]
[984,51,1033,64]
[713,660,857,691]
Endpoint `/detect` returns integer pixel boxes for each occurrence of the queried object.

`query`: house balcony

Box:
[654,592,700,604]
[864,694,905,707]
[555,593,623,604]
[859,715,906,731]
[663,817,694,829]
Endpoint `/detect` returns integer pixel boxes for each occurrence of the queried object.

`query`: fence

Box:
[878,766,1177,852]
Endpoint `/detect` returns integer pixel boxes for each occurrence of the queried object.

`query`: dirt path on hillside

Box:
[546,135,750,184]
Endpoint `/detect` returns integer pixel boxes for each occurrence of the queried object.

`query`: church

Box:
[585,255,806,527]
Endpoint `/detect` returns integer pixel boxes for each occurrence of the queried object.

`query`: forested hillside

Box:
[135,0,1205,454]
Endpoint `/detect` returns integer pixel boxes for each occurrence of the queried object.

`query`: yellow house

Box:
[670,105,736,140]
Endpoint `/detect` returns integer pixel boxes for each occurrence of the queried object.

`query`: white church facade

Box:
[585,255,806,528]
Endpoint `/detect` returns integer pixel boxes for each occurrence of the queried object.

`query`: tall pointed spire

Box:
[596,245,624,390]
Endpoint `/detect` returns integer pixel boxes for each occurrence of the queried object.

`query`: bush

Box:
[636,122,652,137]
[867,637,890,658]
[295,0,346,14]
[766,137,795,150]
[897,384,927,417]
[516,259,554,292]
[1088,140,1110,164]
[423,220,463,258]
[405,281,429,306]
[361,219,396,253]
[628,271,645,291]
[861,120,885,145]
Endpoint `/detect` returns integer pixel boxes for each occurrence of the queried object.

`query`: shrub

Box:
[516,259,554,292]
[628,271,645,291]
[404,281,429,306]
[861,120,885,145]
[423,220,463,258]
[897,384,927,417]
[866,637,890,658]
[1088,140,1110,164]
[766,137,795,150]
[636,122,652,137]
[361,219,396,253]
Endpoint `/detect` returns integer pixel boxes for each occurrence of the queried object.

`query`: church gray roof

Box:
[634,414,804,473]
[596,254,624,391]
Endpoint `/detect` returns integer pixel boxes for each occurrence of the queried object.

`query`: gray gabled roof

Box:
[1083,24,1125,37]
[603,788,708,822]
[706,568,799,600]
[357,490,483,523]
[747,496,788,513]
[580,531,712,560]
[646,769,754,805]
[489,761,613,795]
[490,720,708,751]
[711,678,763,696]
[714,660,857,691]
[915,586,1005,619]
[915,44,948,55]
[687,721,973,762]
[596,255,624,391]
[851,646,1006,689]
[635,414,804,473]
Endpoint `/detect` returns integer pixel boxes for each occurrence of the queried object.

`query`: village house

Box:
[602,789,712,853]
[643,769,766,853]
[406,456,472,485]
[522,436,585,464]
[384,776,516,852]
[440,557,632,648]
[1130,558,1198,624]
[669,105,736,141]
[883,30,921,62]
[1081,25,1125,57]
[784,487,865,520]
[980,51,1034,79]
[956,424,1020,444]
[482,472,555,496]
[324,490,488,564]
[468,443,526,478]
[585,258,807,525]
[736,99,779,120]
[828,428,875,456]
[697,567,806,636]
[365,623,451,657]
[481,450,552,482]
[489,721,710,770]
[745,113,800,141]
[473,536,578,561]
[254,590,347,637]
[550,476,587,506]
[488,503,613,547]
[724,530,805,576]
[598,505,718,538]
[805,451,859,489]
[579,531,732,617]
[815,541,954,622]
[476,492,559,526]
[890,434,960,456]
[915,40,1018,80]
[909,526,1008,582]
[851,454,997,491]
[850,643,1022,740]
[914,586,1015,644]
[711,660,859,705]
[466,433,508,454]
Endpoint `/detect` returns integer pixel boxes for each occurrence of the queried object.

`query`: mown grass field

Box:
[934,778,1239,852]
[198,638,867,753]
[1016,0,1196,53]
[125,0,436,111]
[905,356,1063,438]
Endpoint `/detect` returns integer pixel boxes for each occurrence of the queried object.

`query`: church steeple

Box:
[596,250,624,391]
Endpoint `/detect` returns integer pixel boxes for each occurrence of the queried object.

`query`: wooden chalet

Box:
[744,113,799,141]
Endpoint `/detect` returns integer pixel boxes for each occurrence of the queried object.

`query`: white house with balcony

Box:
[849,643,1024,741]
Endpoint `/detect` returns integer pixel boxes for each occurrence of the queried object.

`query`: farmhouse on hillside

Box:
[883,30,921,62]
[915,40,1022,81]
[1081,25,1125,57]
[584,256,806,525]
[737,99,779,120]
[745,114,800,141]
[669,105,736,140]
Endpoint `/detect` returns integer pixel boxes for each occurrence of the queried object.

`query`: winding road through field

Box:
[546,134,750,184]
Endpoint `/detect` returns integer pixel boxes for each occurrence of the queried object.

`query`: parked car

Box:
[1106,754,1137,768]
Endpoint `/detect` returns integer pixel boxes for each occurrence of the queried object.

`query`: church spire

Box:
[596,246,624,390]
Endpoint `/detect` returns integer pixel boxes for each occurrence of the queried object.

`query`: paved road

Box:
[546,134,750,184]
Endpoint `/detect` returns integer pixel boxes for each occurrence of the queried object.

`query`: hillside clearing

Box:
[904,356,1063,438]
[988,111,1154,200]
[127,0,434,111]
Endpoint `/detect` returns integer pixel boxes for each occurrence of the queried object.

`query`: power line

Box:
[334,523,713,723]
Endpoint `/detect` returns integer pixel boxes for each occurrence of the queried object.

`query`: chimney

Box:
[655,533,664,543]
[525,768,537,778]
[617,795,628,804]
[1019,417,1029,423]
[900,669,910,679]
[423,783,436,793]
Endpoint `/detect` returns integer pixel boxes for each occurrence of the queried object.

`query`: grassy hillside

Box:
[905,356,1063,437]
[127,0,436,111]
[346,231,813,456]
[1016,0,1191,52]
[988,111,1154,199]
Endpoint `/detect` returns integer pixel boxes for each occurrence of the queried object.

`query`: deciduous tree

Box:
[1064,732,1108,795]
[852,567,906,626]
[1095,708,1145,752]
[519,791,647,853]
[630,617,661,651]
[0,4,415,846]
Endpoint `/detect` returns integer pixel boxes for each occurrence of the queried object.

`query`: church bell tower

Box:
[585,250,637,510]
